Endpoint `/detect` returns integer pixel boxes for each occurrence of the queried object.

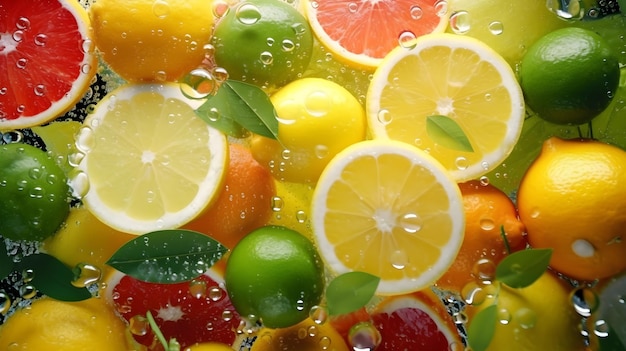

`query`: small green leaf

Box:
[326,271,380,316]
[0,242,14,280]
[426,115,474,152]
[496,248,552,288]
[107,229,228,284]
[598,326,626,351]
[17,253,92,301]
[467,304,498,351]
[195,80,279,139]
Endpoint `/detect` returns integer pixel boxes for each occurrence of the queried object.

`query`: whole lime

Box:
[212,0,314,88]
[519,27,620,125]
[0,143,70,241]
[224,225,325,329]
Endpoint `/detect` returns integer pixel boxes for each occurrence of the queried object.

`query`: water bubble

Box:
[209,286,223,301]
[399,212,422,233]
[472,258,496,283]
[449,11,470,34]
[76,126,95,153]
[69,170,90,199]
[347,2,358,13]
[309,305,328,325]
[546,0,584,19]
[260,51,273,65]
[16,58,27,69]
[304,90,331,117]
[480,218,495,231]
[19,284,37,299]
[497,308,511,325]
[390,250,408,270]
[452,311,468,324]
[34,33,47,46]
[189,279,208,298]
[461,282,486,305]
[222,309,234,321]
[33,84,45,97]
[435,0,448,17]
[236,3,262,25]
[152,0,171,18]
[514,307,537,329]
[488,21,504,35]
[455,156,468,170]
[271,196,284,211]
[377,109,392,125]
[16,17,30,30]
[22,269,35,283]
[410,5,423,19]
[296,210,308,223]
[12,30,24,42]
[282,39,295,52]
[479,176,490,185]
[594,319,610,338]
[571,287,599,317]
[348,322,381,351]
[398,31,417,49]
[129,315,149,336]
[0,291,10,315]
[181,69,216,99]
[315,145,329,159]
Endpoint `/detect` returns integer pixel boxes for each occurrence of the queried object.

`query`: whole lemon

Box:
[89,0,214,82]
[466,272,587,351]
[250,77,366,183]
[517,137,626,281]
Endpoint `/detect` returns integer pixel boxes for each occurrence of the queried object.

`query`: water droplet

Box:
[594,319,610,337]
[571,287,599,317]
[348,322,381,351]
[181,68,216,99]
[16,17,30,30]
[129,315,149,336]
[452,311,468,324]
[282,39,295,52]
[152,0,171,18]
[488,21,504,35]
[480,218,495,231]
[398,31,417,49]
[305,91,331,117]
[472,258,496,283]
[69,170,90,199]
[390,250,408,270]
[296,210,308,223]
[435,0,448,17]
[34,33,47,46]
[209,286,223,301]
[514,307,536,329]
[479,176,490,185]
[33,84,45,97]
[296,299,306,311]
[309,305,328,325]
[271,196,284,211]
[12,30,24,42]
[16,58,27,69]
[19,285,37,299]
[462,282,486,305]
[236,3,262,25]
[546,0,584,19]
[222,309,234,321]
[410,5,423,19]
[22,269,34,283]
[572,239,595,258]
[498,308,511,325]
[377,109,392,125]
[455,156,468,170]
[0,291,11,315]
[449,11,470,34]
[188,279,208,298]
[399,212,422,233]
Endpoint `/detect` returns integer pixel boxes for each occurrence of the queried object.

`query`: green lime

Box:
[224,225,324,329]
[0,143,70,241]
[212,0,314,88]
[520,27,620,125]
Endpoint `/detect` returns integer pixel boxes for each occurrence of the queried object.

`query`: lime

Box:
[520,27,620,125]
[0,143,70,241]
[212,0,314,88]
[224,225,325,329]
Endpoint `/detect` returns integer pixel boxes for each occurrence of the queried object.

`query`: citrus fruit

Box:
[224,225,325,329]
[185,342,235,351]
[303,0,450,68]
[311,139,465,295]
[520,27,621,125]
[465,272,587,351]
[251,317,350,351]
[0,297,131,350]
[0,143,70,241]
[105,269,241,349]
[89,0,214,82]
[42,206,136,270]
[31,120,82,175]
[212,0,314,88]
[267,180,315,240]
[0,0,98,130]
[366,33,525,182]
[446,0,569,67]
[183,143,276,250]
[436,180,527,293]
[73,83,228,235]
[250,77,366,183]
[517,137,626,281]
[369,290,463,351]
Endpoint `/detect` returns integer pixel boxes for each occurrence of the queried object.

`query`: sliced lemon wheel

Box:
[311,140,464,295]
[366,33,524,181]
[74,83,228,234]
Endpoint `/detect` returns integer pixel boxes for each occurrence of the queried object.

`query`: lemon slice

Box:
[74,83,228,234]
[366,33,524,181]
[311,140,464,295]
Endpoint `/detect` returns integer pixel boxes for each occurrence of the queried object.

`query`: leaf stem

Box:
[499,225,511,255]
[146,311,180,351]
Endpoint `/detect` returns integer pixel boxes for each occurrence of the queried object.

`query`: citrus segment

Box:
[311,140,465,295]
[0,0,97,130]
[366,33,525,181]
[74,83,228,234]
[304,0,450,68]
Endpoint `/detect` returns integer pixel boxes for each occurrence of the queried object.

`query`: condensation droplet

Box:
[398,31,417,49]
[390,250,408,270]
[488,21,504,35]
[309,305,328,325]
[348,322,382,351]
[571,287,599,317]
[0,291,11,315]
[410,5,423,19]
[449,11,470,34]
[189,279,208,298]
[514,307,537,329]
[399,212,422,233]
[152,0,171,18]
[236,3,262,25]
[34,33,47,46]
[129,315,149,336]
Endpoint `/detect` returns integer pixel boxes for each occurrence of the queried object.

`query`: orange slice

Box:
[0,0,97,130]
[303,0,450,68]
[311,139,465,295]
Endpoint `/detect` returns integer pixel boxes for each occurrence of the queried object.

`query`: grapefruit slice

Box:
[303,0,450,68]
[0,0,97,130]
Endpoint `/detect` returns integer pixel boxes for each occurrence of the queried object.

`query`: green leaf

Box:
[0,241,14,280]
[468,304,498,351]
[598,326,626,351]
[17,253,92,301]
[326,271,380,316]
[426,115,474,152]
[195,80,279,139]
[496,248,552,288]
[106,229,228,284]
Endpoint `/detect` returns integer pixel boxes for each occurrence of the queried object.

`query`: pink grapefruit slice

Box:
[0,0,97,130]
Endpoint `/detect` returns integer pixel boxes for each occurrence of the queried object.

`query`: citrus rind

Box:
[366,33,525,181]
[75,83,228,235]
[311,139,465,295]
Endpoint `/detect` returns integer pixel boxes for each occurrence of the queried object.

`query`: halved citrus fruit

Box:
[0,0,97,130]
[303,0,450,68]
[73,83,228,234]
[311,139,465,295]
[366,33,525,181]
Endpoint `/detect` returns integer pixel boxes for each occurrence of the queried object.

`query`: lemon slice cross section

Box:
[311,140,465,295]
[74,83,228,235]
[366,33,525,181]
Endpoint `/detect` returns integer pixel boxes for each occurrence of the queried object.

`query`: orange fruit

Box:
[436,180,527,293]
[303,0,450,68]
[0,0,97,130]
[183,143,276,250]
[517,137,626,281]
